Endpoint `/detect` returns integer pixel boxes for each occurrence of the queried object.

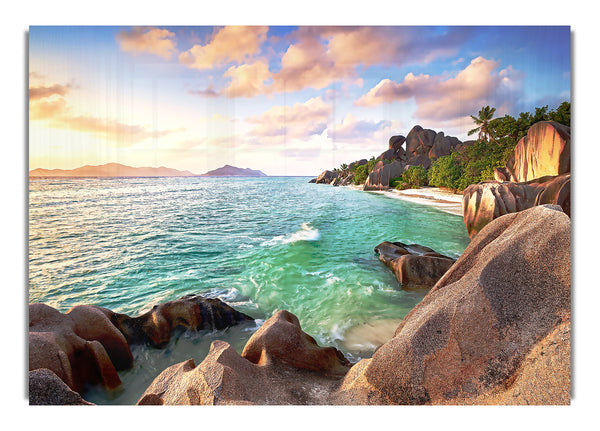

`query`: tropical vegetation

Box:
[428,101,570,192]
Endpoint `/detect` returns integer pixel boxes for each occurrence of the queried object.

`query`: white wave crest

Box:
[261,223,320,246]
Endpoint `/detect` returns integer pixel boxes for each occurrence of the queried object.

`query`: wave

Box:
[261,223,320,246]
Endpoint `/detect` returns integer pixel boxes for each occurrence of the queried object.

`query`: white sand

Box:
[342,185,464,216]
[342,319,403,352]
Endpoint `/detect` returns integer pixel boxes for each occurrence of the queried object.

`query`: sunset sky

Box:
[29,26,571,176]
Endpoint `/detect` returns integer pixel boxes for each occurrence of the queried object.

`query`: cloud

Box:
[185,27,471,98]
[355,56,525,124]
[270,28,355,93]
[29,83,71,102]
[246,97,332,144]
[179,26,268,70]
[29,81,182,145]
[222,60,272,98]
[267,27,471,94]
[188,85,220,98]
[116,27,177,59]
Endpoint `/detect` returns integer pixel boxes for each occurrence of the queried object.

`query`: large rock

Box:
[364,160,405,191]
[315,170,338,184]
[405,126,437,156]
[374,241,456,289]
[29,303,127,393]
[104,294,254,347]
[462,173,570,239]
[405,154,432,170]
[500,121,571,183]
[389,135,406,151]
[29,368,94,405]
[428,132,461,160]
[335,205,570,405]
[241,310,351,375]
[137,311,351,405]
[379,146,406,162]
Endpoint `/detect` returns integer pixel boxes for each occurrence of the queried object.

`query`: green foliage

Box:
[428,152,464,191]
[353,164,368,185]
[401,165,428,188]
[428,101,571,192]
[390,177,403,188]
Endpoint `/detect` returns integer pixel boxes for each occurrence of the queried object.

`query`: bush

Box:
[428,152,464,191]
[401,165,428,188]
[353,164,368,185]
[390,177,403,188]
[395,182,410,190]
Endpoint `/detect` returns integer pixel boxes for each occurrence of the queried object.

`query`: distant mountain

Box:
[29,163,196,177]
[200,164,267,177]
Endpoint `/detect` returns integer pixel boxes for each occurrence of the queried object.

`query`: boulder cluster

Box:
[310,125,473,190]
[463,121,571,238]
[29,294,253,403]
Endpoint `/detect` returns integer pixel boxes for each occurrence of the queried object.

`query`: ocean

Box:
[28,176,470,404]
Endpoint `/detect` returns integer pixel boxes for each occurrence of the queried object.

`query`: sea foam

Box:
[261,223,320,246]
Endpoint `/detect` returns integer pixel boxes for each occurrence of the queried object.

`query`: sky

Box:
[28,26,571,176]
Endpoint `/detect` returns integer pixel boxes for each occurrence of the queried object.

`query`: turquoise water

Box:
[29,176,470,404]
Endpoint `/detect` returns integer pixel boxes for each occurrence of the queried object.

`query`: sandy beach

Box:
[344,185,463,216]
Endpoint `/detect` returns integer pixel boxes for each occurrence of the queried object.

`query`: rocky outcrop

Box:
[389,135,406,151]
[462,173,570,239]
[29,303,129,393]
[29,368,94,405]
[102,294,253,347]
[241,310,351,375]
[495,121,570,183]
[314,170,338,184]
[405,154,432,170]
[29,294,254,401]
[137,310,351,405]
[364,160,405,191]
[335,205,570,405]
[311,125,462,187]
[405,126,437,156]
[374,241,456,289]
[429,132,461,160]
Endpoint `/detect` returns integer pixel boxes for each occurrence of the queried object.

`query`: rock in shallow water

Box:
[374,241,456,289]
[102,294,254,347]
[28,294,254,401]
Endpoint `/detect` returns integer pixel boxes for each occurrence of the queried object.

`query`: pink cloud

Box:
[116,27,177,59]
[355,56,524,123]
[179,26,268,70]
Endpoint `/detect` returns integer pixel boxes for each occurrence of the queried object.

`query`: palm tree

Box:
[468,106,497,142]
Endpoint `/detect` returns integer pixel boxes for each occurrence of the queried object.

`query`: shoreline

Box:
[343,184,463,217]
